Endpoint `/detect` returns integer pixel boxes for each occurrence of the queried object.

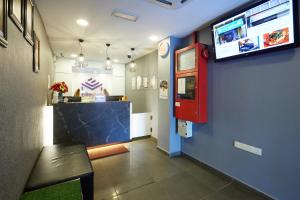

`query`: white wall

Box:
[131,113,152,139]
[54,58,125,96]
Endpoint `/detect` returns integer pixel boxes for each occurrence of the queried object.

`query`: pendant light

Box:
[127,54,135,72]
[74,39,88,68]
[129,48,136,72]
[105,43,112,71]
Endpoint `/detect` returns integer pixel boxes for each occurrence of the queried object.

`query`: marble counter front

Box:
[53,101,130,147]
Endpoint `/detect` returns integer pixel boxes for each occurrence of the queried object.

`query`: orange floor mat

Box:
[87,144,129,160]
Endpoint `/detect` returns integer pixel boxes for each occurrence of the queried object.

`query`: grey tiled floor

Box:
[92,139,268,200]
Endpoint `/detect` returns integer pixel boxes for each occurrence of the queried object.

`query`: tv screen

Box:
[212,0,298,61]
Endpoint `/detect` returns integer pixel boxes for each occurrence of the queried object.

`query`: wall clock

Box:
[158,41,169,57]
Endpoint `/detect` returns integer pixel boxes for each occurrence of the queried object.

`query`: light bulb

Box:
[106,58,111,65]
[130,62,135,68]
[79,55,85,62]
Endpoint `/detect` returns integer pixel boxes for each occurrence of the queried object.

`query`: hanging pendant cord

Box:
[80,42,83,54]
[106,44,110,58]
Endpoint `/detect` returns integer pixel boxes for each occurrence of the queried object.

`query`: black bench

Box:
[25,145,94,200]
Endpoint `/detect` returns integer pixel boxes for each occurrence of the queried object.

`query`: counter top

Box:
[55,101,130,104]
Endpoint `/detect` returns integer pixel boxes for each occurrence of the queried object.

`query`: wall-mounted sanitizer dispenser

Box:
[175,43,208,138]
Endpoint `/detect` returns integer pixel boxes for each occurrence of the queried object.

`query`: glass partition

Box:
[178,48,196,71]
[177,76,196,100]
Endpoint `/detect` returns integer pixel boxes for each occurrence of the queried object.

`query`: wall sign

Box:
[33,31,40,73]
[136,76,142,90]
[0,0,8,47]
[158,41,169,57]
[9,0,23,33]
[24,0,34,45]
[143,77,148,88]
[159,80,168,99]
[150,75,157,89]
[81,78,102,90]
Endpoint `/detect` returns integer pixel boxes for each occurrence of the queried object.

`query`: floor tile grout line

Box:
[112,163,183,197]
[116,180,156,196]
[200,181,234,200]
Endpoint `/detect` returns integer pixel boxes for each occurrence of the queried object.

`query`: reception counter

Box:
[53,101,130,147]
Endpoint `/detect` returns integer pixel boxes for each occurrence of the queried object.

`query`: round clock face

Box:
[158,41,169,57]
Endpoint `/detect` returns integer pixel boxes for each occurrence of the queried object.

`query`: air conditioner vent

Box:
[156,0,172,6]
[145,0,193,9]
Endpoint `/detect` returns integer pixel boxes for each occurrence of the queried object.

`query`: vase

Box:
[58,92,64,103]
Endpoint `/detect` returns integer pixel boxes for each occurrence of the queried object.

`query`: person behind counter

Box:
[99,87,110,97]
[74,88,81,97]
[103,88,109,96]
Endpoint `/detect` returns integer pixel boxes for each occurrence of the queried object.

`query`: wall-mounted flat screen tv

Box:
[212,0,298,62]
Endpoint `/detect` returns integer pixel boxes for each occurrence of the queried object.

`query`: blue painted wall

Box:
[157,37,186,154]
[181,4,300,199]
[169,37,184,155]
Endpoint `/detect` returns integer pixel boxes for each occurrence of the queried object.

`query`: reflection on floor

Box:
[92,139,268,200]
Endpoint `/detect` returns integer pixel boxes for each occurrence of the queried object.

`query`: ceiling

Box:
[35,0,250,64]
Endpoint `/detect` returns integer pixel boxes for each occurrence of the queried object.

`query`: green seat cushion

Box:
[20,179,82,200]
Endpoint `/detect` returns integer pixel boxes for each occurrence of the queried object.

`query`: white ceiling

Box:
[35,0,250,63]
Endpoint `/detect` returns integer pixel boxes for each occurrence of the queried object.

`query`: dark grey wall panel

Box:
[182,3,300,199]
[0,9,54,200]
[125,50,158,114]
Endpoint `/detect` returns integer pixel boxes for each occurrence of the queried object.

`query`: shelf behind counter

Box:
[53,101,130,147]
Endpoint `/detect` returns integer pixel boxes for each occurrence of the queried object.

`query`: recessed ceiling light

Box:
[76,19,89,27]
[149,35,159,42]
[70,54,78,58]
[112,10,138,22]
[113,59,119,63]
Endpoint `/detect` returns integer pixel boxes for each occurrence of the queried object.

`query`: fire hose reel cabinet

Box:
[175,43,208,123]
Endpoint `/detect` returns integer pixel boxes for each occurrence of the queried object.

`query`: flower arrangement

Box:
[50,82,69,93]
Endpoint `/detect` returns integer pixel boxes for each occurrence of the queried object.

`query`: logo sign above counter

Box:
[81,78,103,91]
